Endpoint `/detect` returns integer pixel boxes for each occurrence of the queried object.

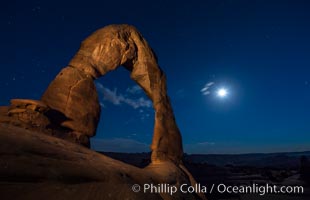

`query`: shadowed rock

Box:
[0,124,205,200]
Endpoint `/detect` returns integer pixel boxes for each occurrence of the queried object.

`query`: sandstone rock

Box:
[0,106,10,123]
[42,24,183,164]
[4,99,51,131]
[10,99,48,112]
[0,124,206,200]
[0,99,90,147]
[41,67,100,137]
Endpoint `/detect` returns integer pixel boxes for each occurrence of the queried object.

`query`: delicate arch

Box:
[41,25,183,163]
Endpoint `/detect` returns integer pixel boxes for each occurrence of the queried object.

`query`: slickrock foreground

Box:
[0,124,205,200]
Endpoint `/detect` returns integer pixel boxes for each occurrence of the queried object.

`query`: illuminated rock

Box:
[42,24,182,163]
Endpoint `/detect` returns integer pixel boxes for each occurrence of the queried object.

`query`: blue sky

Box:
[1,0,310,154]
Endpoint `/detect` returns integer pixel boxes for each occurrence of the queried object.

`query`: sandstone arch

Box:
[41,24,183,164]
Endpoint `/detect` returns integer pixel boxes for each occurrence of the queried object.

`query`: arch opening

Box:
[91,67,155,154]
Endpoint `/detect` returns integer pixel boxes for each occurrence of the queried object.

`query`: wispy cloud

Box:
[90,138,150,153]
[123,97,152,109]
[184,141,217,154]
[140,112,151,120]
[126,85,142,94]
[207,82,215,87]
[200,82,215,95]
[96,83,152,109]
[197,141,215,146]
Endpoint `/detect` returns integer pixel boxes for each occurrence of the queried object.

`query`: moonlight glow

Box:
[217,88,228,97]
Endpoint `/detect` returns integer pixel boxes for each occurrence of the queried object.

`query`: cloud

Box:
[184,142,215,154]
[96,83,121,105]
[126,85,142,94]
[140,112,151,120]
[99,102,105,108]
[200,82,215,96]
[185,140,310,154]
[207,82,214,87]
[90,138,150,153]
[96,83,152,109]
[184,141,217,154]
[197,141,215,146]
[122,97,152,109]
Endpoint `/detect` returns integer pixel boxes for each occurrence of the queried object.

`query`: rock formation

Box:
[0,124,206,200]
[42,24,182,164]
[0,24,206,200]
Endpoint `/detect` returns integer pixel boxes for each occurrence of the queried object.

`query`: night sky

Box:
[1,0,309,154]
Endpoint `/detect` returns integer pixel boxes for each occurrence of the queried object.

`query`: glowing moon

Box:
[217,88,228,97]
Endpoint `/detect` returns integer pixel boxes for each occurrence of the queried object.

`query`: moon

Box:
[217,88,228,97]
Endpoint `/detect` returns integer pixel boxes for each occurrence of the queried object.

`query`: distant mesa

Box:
[0,25,206,200]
